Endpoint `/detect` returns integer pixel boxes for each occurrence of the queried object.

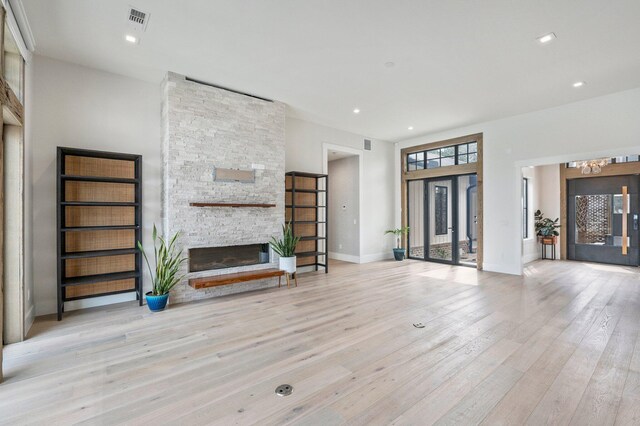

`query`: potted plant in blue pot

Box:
[137,225,186,312]
[385,227,410,261]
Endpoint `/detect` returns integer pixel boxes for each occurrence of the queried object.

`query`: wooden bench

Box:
[188,268,286,289]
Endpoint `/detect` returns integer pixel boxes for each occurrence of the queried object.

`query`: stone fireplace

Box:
[161,72,285,304]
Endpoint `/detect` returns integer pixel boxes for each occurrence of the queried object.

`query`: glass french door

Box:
[426,178,455,263]
[459,175,478,266]
[407,174,477,266]
[567,175,639,266]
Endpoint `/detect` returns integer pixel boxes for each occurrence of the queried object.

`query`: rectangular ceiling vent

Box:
[364,139,372,151]
[128,7,149,31]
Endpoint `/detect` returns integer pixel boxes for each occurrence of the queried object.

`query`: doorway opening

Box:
[400,133,483,269]
[323,144,363,263]
[407,174,478,266]
[517,156,640,272]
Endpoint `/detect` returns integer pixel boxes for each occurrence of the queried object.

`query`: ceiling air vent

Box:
[364,139,372,151]
[128,7,149,31]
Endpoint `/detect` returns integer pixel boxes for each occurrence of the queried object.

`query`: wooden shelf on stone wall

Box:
[190,202,276,208]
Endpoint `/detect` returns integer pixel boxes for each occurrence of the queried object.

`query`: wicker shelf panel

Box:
[65,206,136,227]
[285,192,317,206]
[296,256,317,266]
[293,223,318,237]
[65,181,135,203]
[65,254,136,278]
[285,207,317,222]
[296,240,317,254]
[64,155,136,179]
[65,229,136,253]
[285,175,317,191]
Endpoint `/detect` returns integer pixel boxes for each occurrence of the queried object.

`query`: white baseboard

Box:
[25,304,35,334]
[482,262,521,276]
[360,252,394,263]
[328,252,360,263]
[522,253,541,264]
[328,251,394,264]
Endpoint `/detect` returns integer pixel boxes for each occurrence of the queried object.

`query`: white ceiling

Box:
[19,0,640,141]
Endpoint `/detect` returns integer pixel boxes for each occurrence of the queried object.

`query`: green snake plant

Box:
[270,222,300,258]
[137,225,187,295]
[385,226,410,249]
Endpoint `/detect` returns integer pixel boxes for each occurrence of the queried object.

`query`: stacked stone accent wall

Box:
[161,72,286,303]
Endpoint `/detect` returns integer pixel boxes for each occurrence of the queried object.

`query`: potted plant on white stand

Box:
[137,225,187,312]
[385,227,410,261]
[270,222,300,274]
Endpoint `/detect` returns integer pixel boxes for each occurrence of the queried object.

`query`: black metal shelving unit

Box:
[285,171,328,273]
[57,147,143,320]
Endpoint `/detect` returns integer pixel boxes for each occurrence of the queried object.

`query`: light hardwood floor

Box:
[1,259,639,425]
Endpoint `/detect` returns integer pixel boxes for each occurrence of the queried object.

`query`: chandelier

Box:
[577,158,608,175]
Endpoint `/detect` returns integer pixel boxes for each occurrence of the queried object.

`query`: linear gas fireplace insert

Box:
[188,243,270,272]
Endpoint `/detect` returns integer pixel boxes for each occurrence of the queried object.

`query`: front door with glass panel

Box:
[426,178,456,263]
[567,175,639,266]
[407,174,478,266]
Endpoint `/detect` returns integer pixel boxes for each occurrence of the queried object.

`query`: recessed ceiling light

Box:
[408,126,414,130]
[537,32,556,44]
[573,81,586,88]
[125,34,137,44]
[353,108,360,114]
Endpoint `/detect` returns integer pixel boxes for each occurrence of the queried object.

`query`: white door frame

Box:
[322,143,364,263]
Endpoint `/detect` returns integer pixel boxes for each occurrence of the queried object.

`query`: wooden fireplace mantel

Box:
[190,202,276,208]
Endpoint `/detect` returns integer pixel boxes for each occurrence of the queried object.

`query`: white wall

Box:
[30,56,161,315]
[538,165,561,221]
[396,87,640,275]
[23,57,34,330]
[328,156,359,260]
[286,117,395,262]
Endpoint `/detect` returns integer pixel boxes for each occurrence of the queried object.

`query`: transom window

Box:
[407,141,477,171]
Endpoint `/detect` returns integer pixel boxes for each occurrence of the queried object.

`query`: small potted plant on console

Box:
[385,226,410,261]
[534,209,561,244]
[138,225,187,312]
[270,222,300,274]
